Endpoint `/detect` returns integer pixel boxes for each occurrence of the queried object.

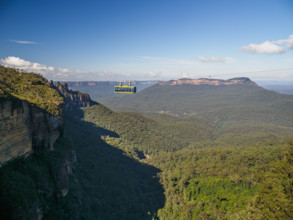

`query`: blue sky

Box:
[0,0,293,81]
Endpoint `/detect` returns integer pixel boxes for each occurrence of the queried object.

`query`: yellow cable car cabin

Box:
[114,81,136,94]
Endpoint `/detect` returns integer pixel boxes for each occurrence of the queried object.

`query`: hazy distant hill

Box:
[103,77,293,127]
[258,81,293,95]
[67,81,157,102]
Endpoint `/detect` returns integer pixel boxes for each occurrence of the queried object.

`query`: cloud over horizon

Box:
[197,56,235,63]
[0,56,90,80]
[240,35,293,54]
[9,39,37,44]
[0,56,161,81]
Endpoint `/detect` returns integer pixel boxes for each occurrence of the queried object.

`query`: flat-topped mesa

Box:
[158,77,257,86]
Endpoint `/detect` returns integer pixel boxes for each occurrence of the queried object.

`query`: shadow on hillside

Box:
[64,106,165,220]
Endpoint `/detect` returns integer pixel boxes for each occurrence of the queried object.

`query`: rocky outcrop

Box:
[0,98,62,164]
[0,80,94,164]
[53,81,95,109]
[0,67,83,219]
[158,77,257,86]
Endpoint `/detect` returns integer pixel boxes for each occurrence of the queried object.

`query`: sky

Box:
[0,0,293,81]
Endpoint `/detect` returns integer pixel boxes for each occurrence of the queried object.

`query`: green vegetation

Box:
[63,108,165,219]
[83,104,213,154]
[78,101,293,219]
[1,68,293,219]
[0,137,80,219]
[149,143,293,219]
[0,66,63,116]
[102,83,293,127]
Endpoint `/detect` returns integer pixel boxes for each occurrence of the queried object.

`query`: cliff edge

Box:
[0,66,95,219]
[158,77,257,86]
[0,66,95,164]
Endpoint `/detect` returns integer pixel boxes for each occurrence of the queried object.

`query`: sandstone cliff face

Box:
[0,80,94,164]
[0,97,79,219]
[0,67,85,219]
[158,77,256,86]
[0,98,61,164]
[54,81,95,109]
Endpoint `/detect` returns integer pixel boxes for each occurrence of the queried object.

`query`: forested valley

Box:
[0,67,292,219]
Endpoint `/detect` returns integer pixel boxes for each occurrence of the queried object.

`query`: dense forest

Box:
[80,103,293,219]
[0,67,293,219]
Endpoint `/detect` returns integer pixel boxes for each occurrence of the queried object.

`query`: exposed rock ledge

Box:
[158,77,257,86]
[0,99,61,164]
[0,81,95,164]
[53,81,96,109]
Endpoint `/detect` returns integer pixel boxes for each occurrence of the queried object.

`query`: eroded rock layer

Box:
[0,99,61,164]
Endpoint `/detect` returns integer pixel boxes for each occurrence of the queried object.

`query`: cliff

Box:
[0,74,95,164]
[158,77,257,86]
[0,98,61,164]
[54,81,96,109]
[0,66,86,219]
[0,66,65,164]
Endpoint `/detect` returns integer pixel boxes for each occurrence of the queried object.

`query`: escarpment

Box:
[53,81,96,109]
[0,66,95,164]
[158,77,257,86]
[0,66,63,164]
[0,66,90,219]
[0,98,61,164]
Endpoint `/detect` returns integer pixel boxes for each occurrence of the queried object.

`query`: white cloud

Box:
[274,35,293,50]
[197,56,235,63]
[240,41,285,54]
[0,56,161,81]
[9,39,37,44]
[0,56,53,72]
[240,35,293,54]
[0,56,88,80]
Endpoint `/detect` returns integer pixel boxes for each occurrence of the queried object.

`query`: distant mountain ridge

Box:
[67,80,157,87]
[102,77,293,127]
[158,77,256,86]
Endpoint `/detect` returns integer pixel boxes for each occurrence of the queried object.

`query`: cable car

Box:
[114,81,136,94]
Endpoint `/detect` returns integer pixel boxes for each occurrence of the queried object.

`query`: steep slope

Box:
[0,66,63,117]
[82,104,213,154]
[0,66,94,219]
[0,98,61,163]
[0,66,165,219]
[63,108,165,219]
[103,77,293,127]
[0,66,65,163]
